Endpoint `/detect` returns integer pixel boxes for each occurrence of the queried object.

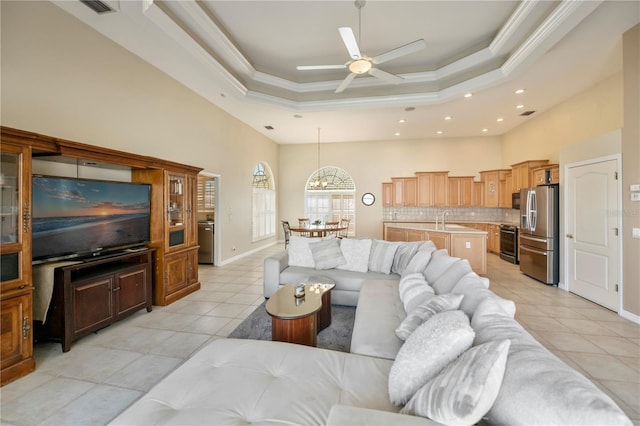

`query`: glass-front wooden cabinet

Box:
[0,142,35,386]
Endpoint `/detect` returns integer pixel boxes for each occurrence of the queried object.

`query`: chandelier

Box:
[310,128,328,190]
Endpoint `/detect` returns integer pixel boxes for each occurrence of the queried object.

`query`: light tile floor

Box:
[1,245,638,425]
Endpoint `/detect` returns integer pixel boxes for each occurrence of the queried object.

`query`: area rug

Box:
[228,301,356,352]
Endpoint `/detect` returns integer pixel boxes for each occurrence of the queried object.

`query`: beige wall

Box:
[1,1,280,263]
[622,24,640,318]
[279,137,503,239]
[502,73,623,166]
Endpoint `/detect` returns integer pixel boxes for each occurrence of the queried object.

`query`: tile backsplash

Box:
[383,206,520,224]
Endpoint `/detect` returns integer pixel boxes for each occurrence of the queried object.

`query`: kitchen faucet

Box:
[442,210,452,228]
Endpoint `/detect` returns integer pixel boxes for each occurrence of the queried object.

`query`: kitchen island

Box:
[383,222,487,274]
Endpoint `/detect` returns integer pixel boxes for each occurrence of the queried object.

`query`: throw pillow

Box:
[452,275,516,319]
[401,339,511,426]
[287,236,315,268]
[395,293,464,341]
[337,238,372,273]
[388,310,475,405]
[423,250,460,284]
[431,259,473,295]
[368,240,401,274]
[402,247,435,277]
[391,242,422,275]
[398,273,436,314]
[309,238,346,270]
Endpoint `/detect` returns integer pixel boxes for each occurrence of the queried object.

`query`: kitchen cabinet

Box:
[472,181,484,206]
[407,230,427,242]
[499,172,512,208]
[385,227,408,241]
[382,182,393,207]
[511,160,549,193]
[416,172,448,207]
[448,176,474,207]
[532,164,559,185]
[450,234,486,275]
[0,142,35,386]
[487,224,501,254]
[428,231,450,251]
[480,169,510,208]
[391,177,417,207]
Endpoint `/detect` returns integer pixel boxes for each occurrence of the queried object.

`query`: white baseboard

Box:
[620,308,640,325]
[218,241,280,266]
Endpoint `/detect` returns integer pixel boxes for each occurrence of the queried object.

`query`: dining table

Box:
[289,224,347,238]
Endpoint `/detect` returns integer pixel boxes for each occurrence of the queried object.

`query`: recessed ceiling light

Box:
[516,104,524,109]
[444,116,452,120]
[497,117,504,122]
[395,132,401,136]
[464,93,473,98]
[399,119,406,123]
[482,128,488,132]
[404,107,415,112]
[515,89,526,94]
[436,130,443,135]
[293,114,303,118]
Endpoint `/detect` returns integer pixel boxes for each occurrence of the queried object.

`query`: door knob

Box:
[566,234,573,239]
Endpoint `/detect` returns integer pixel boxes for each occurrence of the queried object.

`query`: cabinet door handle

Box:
[22,316,30,339]
[112,287,121,292]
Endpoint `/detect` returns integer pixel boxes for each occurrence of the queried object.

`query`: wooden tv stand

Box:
[38,249,155,352]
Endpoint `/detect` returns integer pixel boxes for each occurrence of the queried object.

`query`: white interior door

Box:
[566,157,620,311]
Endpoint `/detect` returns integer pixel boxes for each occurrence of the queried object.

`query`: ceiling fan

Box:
[297,0,426,93]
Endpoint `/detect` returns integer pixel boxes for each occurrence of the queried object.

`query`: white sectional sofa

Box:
[112,236,631,426]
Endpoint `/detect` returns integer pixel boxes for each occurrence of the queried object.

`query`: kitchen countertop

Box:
[384,222,488,234]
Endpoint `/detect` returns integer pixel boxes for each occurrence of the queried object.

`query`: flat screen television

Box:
[31,175,151,264]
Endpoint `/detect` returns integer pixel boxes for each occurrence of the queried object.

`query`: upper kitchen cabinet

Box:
[382,182,393,207]
[391,177,417,207]
[416,172,448,207]
[511,160,549,193]
[480,169,510,208]
[532,164,560,185]
[448,176,474,207]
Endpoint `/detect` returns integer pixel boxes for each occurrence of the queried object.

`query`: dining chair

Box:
[325,221,340,237]
[298,218,311,237]
[339,218,350,238]
[281,220,291,248]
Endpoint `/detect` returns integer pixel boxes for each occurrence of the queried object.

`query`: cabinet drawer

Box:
[73,277,113,335]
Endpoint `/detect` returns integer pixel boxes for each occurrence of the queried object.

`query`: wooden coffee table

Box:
[266,283,335,346]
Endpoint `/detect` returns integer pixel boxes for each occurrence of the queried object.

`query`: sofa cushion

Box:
[395,293,464,341]
[287,235,316,268]
[472,298,632,426]
[451,273,516,318]
[351,280,406,360]
[388,310,475,405]
[391,242,423,275]
[401,339,511,426]
[422,250,460,284]
[369,240,401,274]
[431,259,473,295]
[337,238,372,273]
[399,273,435,313]
[111,339,399,426]
[402,247,435,277]
[328,405,441,426]
[309,238,346,270]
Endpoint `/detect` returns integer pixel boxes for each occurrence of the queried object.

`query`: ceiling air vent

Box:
[80,0,115,14]
[520,110,536,116]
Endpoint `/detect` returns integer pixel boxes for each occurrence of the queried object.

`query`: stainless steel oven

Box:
[499,224,518,264]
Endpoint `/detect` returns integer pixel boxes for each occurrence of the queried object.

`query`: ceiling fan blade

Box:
[369,67,404,84]
[372,39,426,65]
[338,27,361,60]
[297,64,347,71]
[335,73,356,93]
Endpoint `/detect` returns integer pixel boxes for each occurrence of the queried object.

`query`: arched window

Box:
[305,166,355,236]
[252,162,275,241]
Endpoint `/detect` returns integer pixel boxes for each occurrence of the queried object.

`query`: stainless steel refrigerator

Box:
[519,184,559,285]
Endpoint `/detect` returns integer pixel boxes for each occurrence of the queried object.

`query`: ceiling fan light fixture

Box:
[349,59,372,74]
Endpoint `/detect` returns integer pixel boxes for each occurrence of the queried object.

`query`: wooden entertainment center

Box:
[0,126,202,385]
